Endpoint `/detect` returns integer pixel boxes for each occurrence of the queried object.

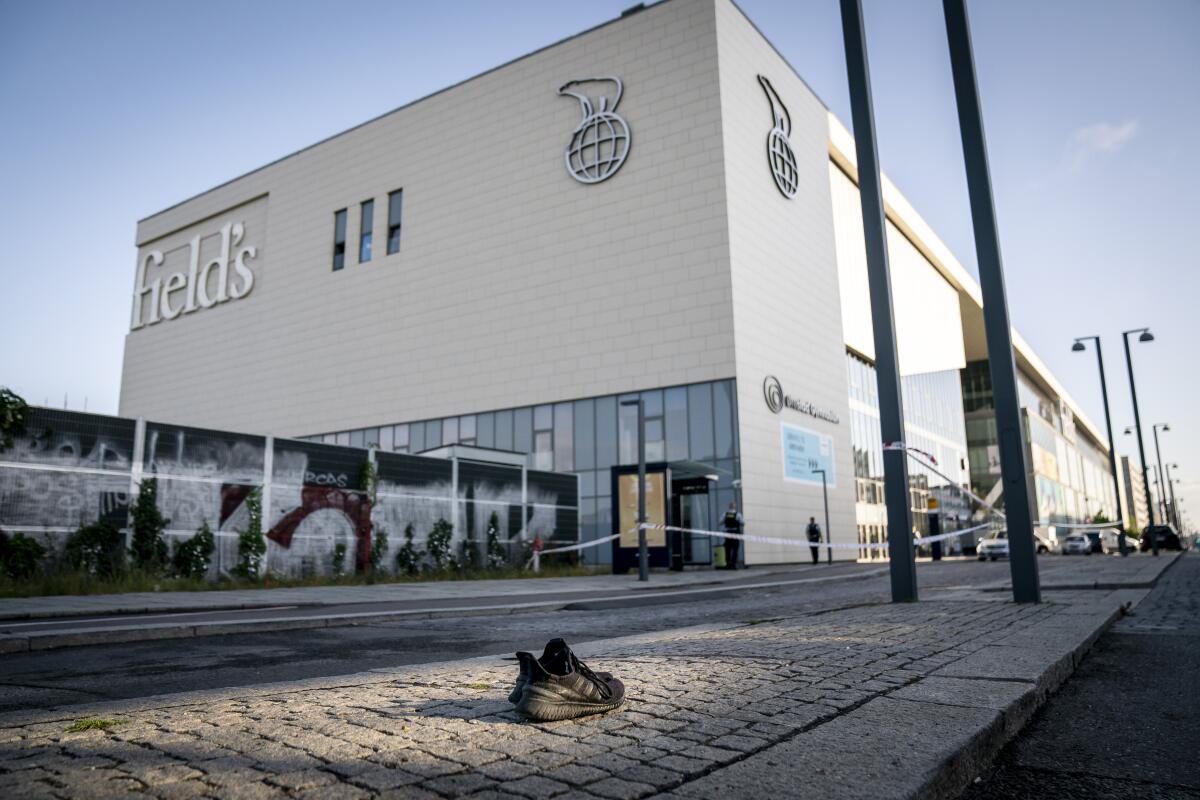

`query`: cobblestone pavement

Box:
[0,592,1128,800]
[1112,551,1199,635]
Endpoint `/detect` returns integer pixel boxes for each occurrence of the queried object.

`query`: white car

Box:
[1061,534,1092,555]
[977,531,1008,561]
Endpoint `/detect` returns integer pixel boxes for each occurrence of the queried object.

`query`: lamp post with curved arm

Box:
[1152,423,1170,527]
[1073,336,1126,554]
[1122,328,1157,554]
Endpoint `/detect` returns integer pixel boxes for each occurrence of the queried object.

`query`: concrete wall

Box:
[714,1,857,562]
[121,0,736,437]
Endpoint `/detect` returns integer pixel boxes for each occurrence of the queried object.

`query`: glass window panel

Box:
[349,429,365,448]
[476,412,495,449]
[573,399,595,470]
[386,189,403,255]
[514,407,532,453]
[579,470,596,498]
[459,415,476,442]
[332,209,347,270]
[534,404,553,431]
[688,384,714,461]
[646,418,665,462]
[714,380,735,459]
[665,387,688,461]
[394,424,409,449]
[322,433,335,444]
[642,389,663,418]
[359,199,374,263]
[363,428,380,448]
[443,417,459,445]
[553,403,573,472]
[408,423,424,453]
[425,419,442,449]
[335,431,349,446]
[595,396,617,469]
[534,431,553,470]
[618,395,638,465]
[378,426,394,452]
[494,410,513,451]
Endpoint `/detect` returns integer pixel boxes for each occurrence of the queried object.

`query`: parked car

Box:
[1084,531,1106,554]
[1139,525,1183,552]
[1034,534,1052,554]
[1062,534,1092,555]
[977,531,1008,561]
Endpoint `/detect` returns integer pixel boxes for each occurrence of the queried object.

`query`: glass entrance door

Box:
[677,485,713,566]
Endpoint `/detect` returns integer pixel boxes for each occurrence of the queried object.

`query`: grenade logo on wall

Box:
[757,75,798,198]
[558,76,631,184]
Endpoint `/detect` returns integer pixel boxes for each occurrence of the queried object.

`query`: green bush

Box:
[395,523,423,576]
[426,518,456,572]
[65,521,125,578]
[0,531,45,579]
[486,512,506,569]
[0,387,28,451]
[370,525,388,573]
[332,542,347,577]
[129,478,170,572]
[172,523,215,579]
[232,489,266,580]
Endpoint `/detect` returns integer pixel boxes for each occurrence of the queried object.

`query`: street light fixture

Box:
[619,397,648,582]
[1122,328,1157,554]
[1072,336,1127,554]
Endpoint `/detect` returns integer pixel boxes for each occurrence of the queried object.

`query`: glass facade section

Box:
[331,208,347,270]
[386,189,403,255]
[359,199,374,263]
[315,378,741,566]
[847,351,971,559]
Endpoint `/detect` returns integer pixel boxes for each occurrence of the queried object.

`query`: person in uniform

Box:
[722,502,743,570]
[806,516,822,565]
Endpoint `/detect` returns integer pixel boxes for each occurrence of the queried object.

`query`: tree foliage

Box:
[130,478,170,571]
[232,489,266,580]
[0,387,28,451]
[172,523,215,579]
[65,521,125,577]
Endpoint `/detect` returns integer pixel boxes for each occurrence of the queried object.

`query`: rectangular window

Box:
[332,209,347,270]
[359,199,374,263]
[387,189,403,255]
[554,402,573,472]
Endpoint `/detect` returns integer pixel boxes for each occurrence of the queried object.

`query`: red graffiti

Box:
[267,486,373,571]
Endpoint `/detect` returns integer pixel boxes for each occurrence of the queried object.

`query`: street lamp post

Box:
[1072,337,1127,555]
[1122,328,1157,555]
[1165,464,1180,530]
[813,468,832,564]
[1152,423,1170,527]
[620,398,648,582]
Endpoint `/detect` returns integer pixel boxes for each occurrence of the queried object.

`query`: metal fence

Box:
[0,407,578,578]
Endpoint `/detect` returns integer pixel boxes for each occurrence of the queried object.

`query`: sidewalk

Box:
[0,556,1177,799]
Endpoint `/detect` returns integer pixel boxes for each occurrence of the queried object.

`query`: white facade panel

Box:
[714,1,857,562]
[830,163,965,376]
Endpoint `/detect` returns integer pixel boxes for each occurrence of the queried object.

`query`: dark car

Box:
[1139,525,1182,552]
[1084,531,1105,554]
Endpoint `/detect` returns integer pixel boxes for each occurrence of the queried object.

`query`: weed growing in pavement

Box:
[64,718,123,733]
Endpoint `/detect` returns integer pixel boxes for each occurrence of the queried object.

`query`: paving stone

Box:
[586,776,658,800]
[499,774,572,798]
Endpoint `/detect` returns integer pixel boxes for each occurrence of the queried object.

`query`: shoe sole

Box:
[514,688,625,722]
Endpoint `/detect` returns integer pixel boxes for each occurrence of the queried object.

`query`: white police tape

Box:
[638,519,994,549]
[537,532,623,555]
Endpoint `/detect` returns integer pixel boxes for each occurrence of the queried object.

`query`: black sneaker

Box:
[513,639,624,721]
[508,638,612,704]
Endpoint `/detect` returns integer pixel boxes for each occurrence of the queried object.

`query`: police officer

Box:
[806,516,822,565]
[722,501,743,570]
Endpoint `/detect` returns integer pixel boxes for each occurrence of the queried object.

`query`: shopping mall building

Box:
[119,0,1117,567]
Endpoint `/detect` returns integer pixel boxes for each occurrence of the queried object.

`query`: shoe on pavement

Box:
[512,639,625,721]
[508,638,612,704]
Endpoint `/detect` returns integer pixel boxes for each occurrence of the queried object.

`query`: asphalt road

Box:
[961,552,1200,799]
[0,559,1014,715]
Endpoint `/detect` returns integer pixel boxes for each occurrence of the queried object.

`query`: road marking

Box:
[0,606,299,629]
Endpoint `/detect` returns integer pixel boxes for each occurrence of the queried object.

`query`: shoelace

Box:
[569,653,612,699]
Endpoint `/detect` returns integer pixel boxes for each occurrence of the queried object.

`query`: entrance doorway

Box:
[670,477,714,568]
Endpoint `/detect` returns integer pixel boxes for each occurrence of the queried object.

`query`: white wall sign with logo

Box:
[131,220,258,330]
[756,75,797,199]
[763,375,840,424]
[558,76,631,184]
[781,423,836,487]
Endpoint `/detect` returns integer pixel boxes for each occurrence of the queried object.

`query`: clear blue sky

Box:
[1,0,1196,525]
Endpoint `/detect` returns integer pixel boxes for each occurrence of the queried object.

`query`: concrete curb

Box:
[0,568,888,653]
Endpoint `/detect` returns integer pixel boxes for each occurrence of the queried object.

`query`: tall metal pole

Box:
[1165,464,1179,530]
[1075,337,1127,555]
[815,468,832,564]
[943,0,1039,602]
[1152,424,1169,526]
[1123,329,1157,554]
[839,0,917,602]
[1152,466,1165,525]
[637,399,648,581]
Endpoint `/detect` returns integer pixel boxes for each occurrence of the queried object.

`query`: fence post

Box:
[262,436,274,574]
[127,418,146,552]
[450,455,460,546]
